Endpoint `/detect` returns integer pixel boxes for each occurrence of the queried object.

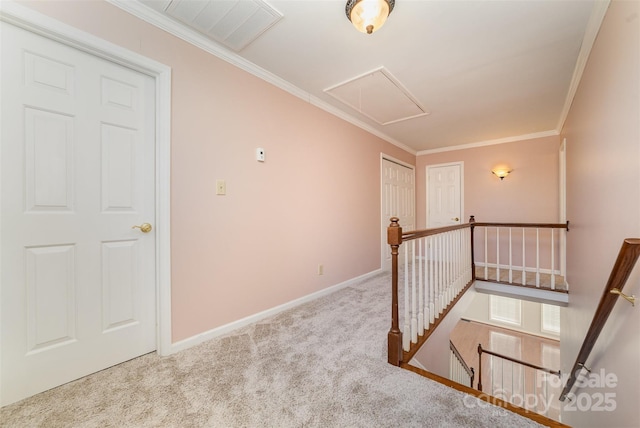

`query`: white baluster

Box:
[522,228,526,285]
[442,232,447,306]
[496,227,500,282]
[429,235,436,324]
[446,231,452,305]
[533,371,538,413]
[452,231,457,297]
[443,232,448,305]
[520,367,527,410]
[452,230,456,298]
[551,229,556,290]
[489,355,496,395]
[508,228,513,283]
[418,239,424,336]
[454,230,460,294]
[524,368,527,406]
[436,235,442,318]
[501,359,505,399]
[460,229,465,285]
[403,244,410,351]
[463,228,469,284]
[446,231,452,303]
[484,227,488,279]
[466,228,472,283]
[536,228,540,287]
[511,362,514,403]
[445,231,449,303]
[455,229,463,296]
[469,228,473,281]
[411,240,417,344]
[450,351,453,380]
[561,225,567,290]
[438,233,444,314]
[424,236,429,329]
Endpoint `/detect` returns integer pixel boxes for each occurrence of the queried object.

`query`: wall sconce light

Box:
[492,168,512,180]
[345,0,395,34]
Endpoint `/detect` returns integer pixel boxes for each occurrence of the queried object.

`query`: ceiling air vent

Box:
[165,0,282,52]
[325,67,429,125]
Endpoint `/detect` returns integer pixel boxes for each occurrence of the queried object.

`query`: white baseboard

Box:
[169,269,383,354]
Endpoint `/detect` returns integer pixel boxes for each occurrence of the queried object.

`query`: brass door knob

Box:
[132,223,152,233]
[452,217,460,222]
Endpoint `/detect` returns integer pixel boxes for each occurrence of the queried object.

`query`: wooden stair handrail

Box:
[472,221,569,231]
[559,238,640,401]
[401,364,570,428]
[450,340,475,388]
[401,222,471,241]
[477,343,560,392]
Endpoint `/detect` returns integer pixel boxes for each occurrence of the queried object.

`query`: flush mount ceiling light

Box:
[345,0,395,34]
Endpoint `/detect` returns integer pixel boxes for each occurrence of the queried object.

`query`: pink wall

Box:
[560,1,640,426]
[21,1,415,342]
[415,135,561,229]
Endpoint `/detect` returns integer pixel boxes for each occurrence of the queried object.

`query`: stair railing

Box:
[450,340,474,388]
[387,216,572,367]
[477,343,561,418]
[559,238,640,401]
[471,219,570,290]
[387,217,475,365]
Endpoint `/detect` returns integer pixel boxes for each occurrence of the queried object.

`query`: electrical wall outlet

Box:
[318,264,324,275]
[256,148,265,162]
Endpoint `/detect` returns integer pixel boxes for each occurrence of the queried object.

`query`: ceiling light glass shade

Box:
[346,0,395,34]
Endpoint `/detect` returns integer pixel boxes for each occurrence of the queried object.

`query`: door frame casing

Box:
[559,138,567,278]
[425,161,464,227]
[0,1,172,381]
[380,153,416,269]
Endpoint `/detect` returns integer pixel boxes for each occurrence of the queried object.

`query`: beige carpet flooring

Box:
[1,271,545,428]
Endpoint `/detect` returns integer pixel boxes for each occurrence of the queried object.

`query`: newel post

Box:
[469,215,476,281]
[387,217,403,366]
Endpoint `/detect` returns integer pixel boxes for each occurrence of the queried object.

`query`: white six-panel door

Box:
[427,163,463,228]
[381,158,415,268]
[1,22,157,405]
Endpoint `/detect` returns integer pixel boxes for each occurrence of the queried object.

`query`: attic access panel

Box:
[165,0,283,52]
[325,67,429,125]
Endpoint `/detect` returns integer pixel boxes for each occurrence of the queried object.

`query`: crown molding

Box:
[106,0,415,156]
[307,94,416,155]
[416,130,559,156]
[556,0,611,132]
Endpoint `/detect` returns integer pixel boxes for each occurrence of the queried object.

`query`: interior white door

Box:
[427,163,462,227]
[381,158,415,268]
[1,23,157,405]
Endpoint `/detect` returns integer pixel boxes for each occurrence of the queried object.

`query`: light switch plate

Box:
[216,179,226,195]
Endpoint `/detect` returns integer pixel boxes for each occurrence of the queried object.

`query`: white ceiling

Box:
[130,0,603,153]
